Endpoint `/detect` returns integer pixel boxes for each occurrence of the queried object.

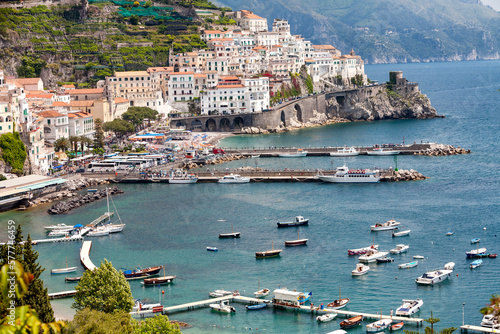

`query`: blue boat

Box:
[207,247,218,252]
[470,238,480,244]
[298,291,312,304]
[246,303,267,310]
[470,259,482,269]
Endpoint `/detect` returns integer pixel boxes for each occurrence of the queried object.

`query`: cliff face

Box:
[326,86,439,121]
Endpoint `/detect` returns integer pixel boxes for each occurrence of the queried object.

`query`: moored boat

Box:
[470,238,480,244]
[330,147,359,157]
[219,223,241,238]
[122,265,163,279]
[207,247,218,252]
[470,259,482,269]
[398,261,418,269]
[47,230,71,237]
[366,318,392,332]
[446,231,454,236]
[169,170,198,184]
[466,247,487,259]
[371,219,401,231]
[65,276,82,282]
[246,303,267,310]
[86,228,110,237]
[359,250,389,263]
[393,230,411,237]
[277,216,309,227]
[218,174,250,183]
[132,299,161,312]
[316,165,380,183]
[209,300,235,313]
[284,230,308,246]
[51,258,77,274]
[352,263,370,276]
[390,244,410,254]
[348,244,379,255]
[367,148,400,156]
[391,322,405,331]
[395,299,423,316]
[142,275,176,286]
[377,256,394,263]
[317,313,337,322]
[209,289,233,298]
[254,288,270,298]
[480,314,498,328]
[44,223,74,232]
[256,241,282,258]
[340,315,364,329]
[327,288,350,310]
[278,149,307,157]
[415,268,453,285]
[489,254,497,258]
[413,255,425,259]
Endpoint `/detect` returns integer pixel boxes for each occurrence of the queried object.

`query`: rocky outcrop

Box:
[327,88,440,121]
[381,169,427,182]
[183,154,247,169]
[47,186,123,214]
[414,144,471,156]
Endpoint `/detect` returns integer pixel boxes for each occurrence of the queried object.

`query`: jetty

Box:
[80,240,97,271]
[89,212,113,227]
[0,234,84,246]
[131,294,424,326]
[460,325,499,333]
[48,290,77,300]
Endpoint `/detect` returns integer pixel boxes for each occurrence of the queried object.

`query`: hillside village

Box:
[0,8,366,175]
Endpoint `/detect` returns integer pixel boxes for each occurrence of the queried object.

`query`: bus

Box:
[87,162,118,173]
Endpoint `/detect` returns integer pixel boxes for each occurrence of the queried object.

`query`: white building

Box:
[39,110,69,143]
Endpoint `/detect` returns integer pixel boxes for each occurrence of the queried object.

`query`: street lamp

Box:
[462,302,465,326]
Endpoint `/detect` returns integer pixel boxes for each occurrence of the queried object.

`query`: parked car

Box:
[76,168,85,173]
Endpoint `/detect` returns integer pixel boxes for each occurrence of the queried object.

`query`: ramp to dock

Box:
[80,240,97,271]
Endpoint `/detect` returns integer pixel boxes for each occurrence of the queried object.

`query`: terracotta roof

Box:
[114,71,149,77]
[170,72,194,76]
[38,110,64,118]
[67,113,78,118]
[15,78,42,85]
[75,112,91,118]
[313,45,337,50]
[242,11,265,20]
[114,97,129,104]
[62,84,76,88]
[220,76,239,80]
[69,100,95,107]
[69,88,104,95]
[216,84,244,89]
[194,73,207,78]
[203,30,222,34]
[26,93,54,99]
[252,46,266,51]
[52,101,70,107]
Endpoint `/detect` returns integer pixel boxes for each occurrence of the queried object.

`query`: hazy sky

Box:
[483,0,500,11]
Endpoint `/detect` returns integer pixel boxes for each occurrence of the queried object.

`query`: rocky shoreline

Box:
[182,154,247,169]
[240,116,350,134]
[414,144,471,156]
[47,186,124,214]
[381,169,427,182]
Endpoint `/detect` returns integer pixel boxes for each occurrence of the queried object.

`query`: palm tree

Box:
[54,138,70,153]
[78,135,86,155]
[481,294,500,317]
[69,136,79,154]
[82,136,93,155]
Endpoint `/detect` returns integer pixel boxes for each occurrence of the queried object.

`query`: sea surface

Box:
[1,60,499,333]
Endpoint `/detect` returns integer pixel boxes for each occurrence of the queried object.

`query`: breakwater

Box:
[47,187,124,214]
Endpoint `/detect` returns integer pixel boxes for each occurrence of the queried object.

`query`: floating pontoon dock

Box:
[80,240,97,271]
[48,290,76,299]
[89,212,114,227]
[461,325,500,333]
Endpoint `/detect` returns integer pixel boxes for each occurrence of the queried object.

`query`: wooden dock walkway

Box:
[461,325,500,333]
[31,234,83,245]
[89,212,114,227]
[131,294,423,326]
[80,240,97,271]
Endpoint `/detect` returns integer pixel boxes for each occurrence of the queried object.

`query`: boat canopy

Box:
[74,224,83,228]
[273,288,306,302]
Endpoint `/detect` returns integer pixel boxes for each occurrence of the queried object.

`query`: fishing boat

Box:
[470,238,480,244]
[415,268,453,285]
[51,258,77,274]
[209,300,236,313]
[278,149,307,157]
[254,288,270,298]
[122,265,163,279]
[142,275,176,286]
[352,263,370,276]
[246,303,267,310]
[219,223,241,238]
[466,247,487,259]
[395,299,424,316]
[298,291,312,304]
[359,250,389,263]
[64,276,81,282]
[371,219,401,231]
[348,244,379,255]
[393,229,411,237]
[470,259,483,269]
[168,170,198,184]
[209,290,233,298]
[206,247,218,252]
[317,313,337,322]
[391,322,405,331]
[366,318,392,332]
[340,315,364,329]
[284,230,308,246]
[44,223,74,232]
[377,256,394,263]
[330,147,359,157]
[256,241,282,258]
[367,148,400,155]
[218,174,250,183]
[489,254,498,258]
[390,244,410,254]
[277,216,309,227]
[316,165,380,183]
[399,261,418,269]
[446,231,454,236]
[327,288,350,310]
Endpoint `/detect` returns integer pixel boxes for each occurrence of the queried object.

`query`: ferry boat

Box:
[316,165,380,183]
[330,147,359,157]
[218,174,250,183]
[359,250,389,263]
[395,299,423,316]
[367,148,400,156]
[371,219,401,231]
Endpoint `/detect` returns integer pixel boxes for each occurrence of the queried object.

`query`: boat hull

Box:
[285,239,308,246]
[340,315,364,329]
[395,299,423,316]
[415,270,453,285]
[327,298,349,310]
[278,153,307,157]
[143,276,176,285]
[51,267,77,274]
[246,303,267,310]
[256,250,282,258]
[219,232,241,238]
[393,230,411,237]
[367,150,400,156]
[399,261,418,269]
[123,266,163,279]
[277,220,309,227]
[169,179,198,184]
[218,179,250,184]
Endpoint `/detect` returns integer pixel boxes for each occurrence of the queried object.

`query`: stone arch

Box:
[219,118,231,132]
[174,120,186,129]
[44,126,51,134]
[205,118,216,131]
[191,119,202,130]
[280,110,286,127]
[233,117,244,130]
[5,116,12,122]
[0,116,4,122]
[294,104,303,122]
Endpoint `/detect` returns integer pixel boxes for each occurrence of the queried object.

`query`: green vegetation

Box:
[481,294,500,317]
[0,132,27,174]
[403,311,457,334]
[73,259,134,313]
[350,74,364,87]
[121,107,159,130]
[103,118,135,137]
[305,74,313,94]
[134,315,182,334]
[63,308,135,334]
[17,55,47,78]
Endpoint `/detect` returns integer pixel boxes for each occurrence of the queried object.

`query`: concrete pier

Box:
[80,240,97,271]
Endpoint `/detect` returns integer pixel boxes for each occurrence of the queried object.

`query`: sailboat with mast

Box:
[284,229,308,246]
[51,258,77,274]
[327,287,350,309]
[255,241,282,258]
[253,277,270,298]
[88,188,125,236]
[219,223,241,238]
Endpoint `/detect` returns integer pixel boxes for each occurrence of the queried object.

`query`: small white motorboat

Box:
[415,268,453,285]
[209,289,233,298]
[393,230,411,237]
[47,230,70,237]
[206,247,218,252]
[480,314,498,328]
[390,244,409,254]
[317,313,337,322]
[326,330,348,334]
[359,250,389,263]
[371,219,401,231]
[395,299,424,316]
[44,223,74,231]
[218,174,250,183]
[254,288,270,298]
[444,262,456,270]
[352,263,370,276]
[446,231,454,236]
[398,261,418,269]
[330,147,359,157]
[367,148,400,156]
[413,255,425,259]
[132,299,161,312]
[209,300,235,313]
[366,318,393,332]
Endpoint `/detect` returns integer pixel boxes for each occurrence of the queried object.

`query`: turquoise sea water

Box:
[1,60,499,333]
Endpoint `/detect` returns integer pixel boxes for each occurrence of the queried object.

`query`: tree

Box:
[134,315,182,334]
[54,137,70,153]
[103,119,135,138]
[73,259,134,313]
[0,132,27,171]
[82,137,93,154]
[93,118,104,150]
[69,136,79,153]
[63,308,135,334]
[403,311,457,334]
[481,294,500,317]
[122,107,159,130]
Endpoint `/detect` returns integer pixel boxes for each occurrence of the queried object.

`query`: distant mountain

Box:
[218,0,500,63]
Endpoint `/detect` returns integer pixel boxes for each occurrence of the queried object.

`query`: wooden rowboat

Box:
[340,315,364,329]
